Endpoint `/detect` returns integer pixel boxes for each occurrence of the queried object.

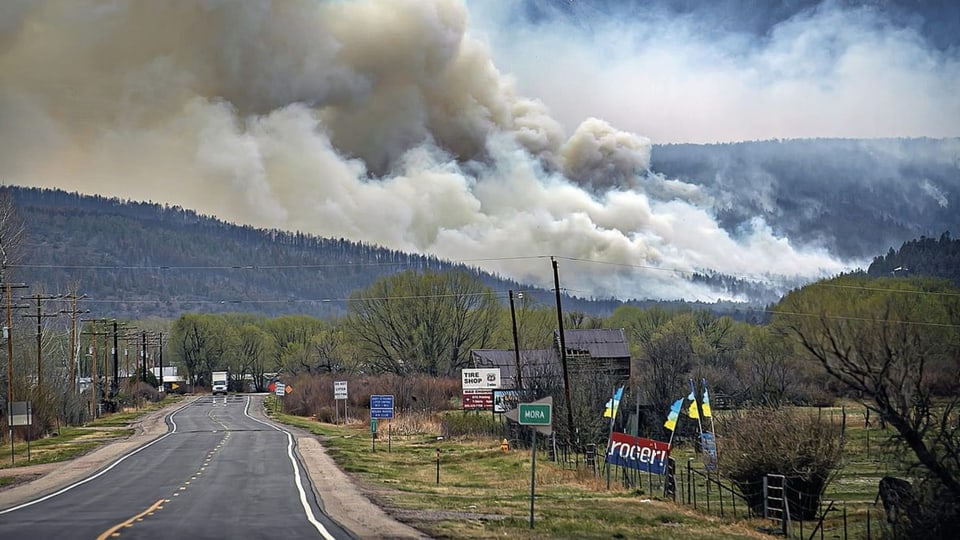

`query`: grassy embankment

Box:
[267,397,778,540]
[0,396,182,473]
[269,398,900,540]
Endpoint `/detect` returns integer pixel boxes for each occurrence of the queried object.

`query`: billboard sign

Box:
[493,389,520,413]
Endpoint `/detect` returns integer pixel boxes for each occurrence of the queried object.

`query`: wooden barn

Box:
[470,328,631,390]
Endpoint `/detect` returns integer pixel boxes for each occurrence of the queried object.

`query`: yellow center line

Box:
[96,498,166,540]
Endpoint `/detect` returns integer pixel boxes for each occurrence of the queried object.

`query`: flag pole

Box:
[666,412,678,449]
[604,386,622,489]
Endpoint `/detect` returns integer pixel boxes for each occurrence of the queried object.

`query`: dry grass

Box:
[272,406,768,540]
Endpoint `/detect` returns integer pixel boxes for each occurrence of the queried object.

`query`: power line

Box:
[9,254,698,277]
[10,262,425,270]
[79,290,513,305]
[817,282,960,298]
[765,309,960,330]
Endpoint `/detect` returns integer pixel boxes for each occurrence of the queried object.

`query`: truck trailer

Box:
[212,371,229,395]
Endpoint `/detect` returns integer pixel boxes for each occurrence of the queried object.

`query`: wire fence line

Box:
[595,455,890,540]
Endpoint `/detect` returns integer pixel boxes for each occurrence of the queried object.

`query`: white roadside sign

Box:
[461,368,501,389]
[334,380,348,400]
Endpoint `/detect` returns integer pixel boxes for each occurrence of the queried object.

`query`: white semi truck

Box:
[211,371,229,395]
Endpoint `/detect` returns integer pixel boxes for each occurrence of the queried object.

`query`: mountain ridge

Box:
[7,186,688,320]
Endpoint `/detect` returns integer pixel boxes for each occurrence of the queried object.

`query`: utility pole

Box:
[509,290,523,391]
[81,319,111,418]
[112,321,120,398]
[119,327,138,405]
[20,293,61,391]
[60,293,88,395]
[139,331,163,383]
[4,283,28,418]
[551,257,576,451]
[141,331,147,383]
[140,331,163,387]
[157,332,164,392]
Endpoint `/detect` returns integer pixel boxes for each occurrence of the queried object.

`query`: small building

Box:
[557,328,631,380]
[470,328,631,390]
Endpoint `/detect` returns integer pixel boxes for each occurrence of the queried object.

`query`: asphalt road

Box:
[0,395,353,539]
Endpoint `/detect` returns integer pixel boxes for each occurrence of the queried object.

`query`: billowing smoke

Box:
[0,0,889,302]
[469,0,960,144]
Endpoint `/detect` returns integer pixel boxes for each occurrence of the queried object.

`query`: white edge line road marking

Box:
[0,401,188,515]
[243,395,336,540]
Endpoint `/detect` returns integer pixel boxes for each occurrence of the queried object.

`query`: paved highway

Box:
[0,395,353,539]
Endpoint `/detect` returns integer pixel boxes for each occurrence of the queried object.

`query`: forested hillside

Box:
[6,187,642,319]
[651,138,960,261]
[867,232,960,284]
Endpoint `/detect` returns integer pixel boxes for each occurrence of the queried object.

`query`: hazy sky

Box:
[1,0,955,301]
[467,0,960,144]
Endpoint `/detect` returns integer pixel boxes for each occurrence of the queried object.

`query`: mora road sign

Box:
[518,403,552,426]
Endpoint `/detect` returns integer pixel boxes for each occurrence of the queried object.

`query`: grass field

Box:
[272,406,777,539]
[272,399,905,539]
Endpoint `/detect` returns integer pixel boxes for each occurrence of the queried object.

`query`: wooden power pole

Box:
[20,293,60,391]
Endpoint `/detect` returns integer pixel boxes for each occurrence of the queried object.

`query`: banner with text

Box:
[605,432,671,475]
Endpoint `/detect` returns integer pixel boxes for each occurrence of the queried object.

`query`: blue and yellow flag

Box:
[664,397,683,431]
[701,379,713,418]
[687,390,699,419]
[604,386,624,418]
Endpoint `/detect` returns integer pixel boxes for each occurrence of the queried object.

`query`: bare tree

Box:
[775,276,960,510]
[0,190,25,285]
[347,270,499,376]
[636,329,693,437]
[736,327,800,406]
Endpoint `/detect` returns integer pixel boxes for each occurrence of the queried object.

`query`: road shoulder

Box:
[0,398,183,510]
[1,395,431,539]
[246,395,430,539]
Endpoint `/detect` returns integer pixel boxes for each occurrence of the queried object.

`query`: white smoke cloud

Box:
[467,0,960,144]
[0,0,857,302]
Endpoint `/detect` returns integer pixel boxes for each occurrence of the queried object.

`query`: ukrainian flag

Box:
[701,383,713,418]
[687,390,699,419]
[664,397,683,431]
[604,386,624,418]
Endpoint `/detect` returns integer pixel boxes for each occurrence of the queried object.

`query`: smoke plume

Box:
[6,0,942,301]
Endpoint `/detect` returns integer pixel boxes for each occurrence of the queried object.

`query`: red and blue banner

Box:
[605,432,671,475]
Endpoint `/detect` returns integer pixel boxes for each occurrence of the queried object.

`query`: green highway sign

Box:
[518,403,552,426]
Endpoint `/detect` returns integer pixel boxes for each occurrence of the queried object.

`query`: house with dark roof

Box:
[470,328,631,390]
[557,328,631,381]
